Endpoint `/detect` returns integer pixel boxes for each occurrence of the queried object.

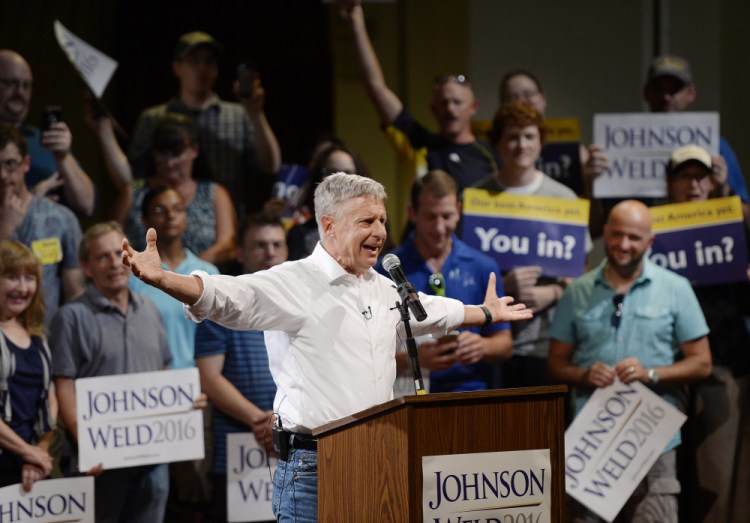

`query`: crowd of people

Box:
[0,1,747,522]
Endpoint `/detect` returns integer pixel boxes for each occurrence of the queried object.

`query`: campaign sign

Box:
[272,163,310,204]
[544,117,581,143]
[462,189,589,278]
[423,449,551,523]
[227,433,278,522]
[472,117,580,144]
[76,368,204,471]
[649,196,748,285]
[592,112,719,198]
[0,476,94,523]
[564,380,686,522]
[539,142,583,195]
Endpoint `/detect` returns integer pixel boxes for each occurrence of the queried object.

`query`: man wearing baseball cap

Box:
[666,143,750,523]
[644,55,749,206]
[93,31,280,219]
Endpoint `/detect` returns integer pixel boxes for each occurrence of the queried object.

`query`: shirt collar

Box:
[165,93,221,113]
[310,242,377,283]
[84,284,139,313]
[594,257,653,290]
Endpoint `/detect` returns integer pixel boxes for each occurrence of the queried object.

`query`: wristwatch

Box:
[647,368,660,385]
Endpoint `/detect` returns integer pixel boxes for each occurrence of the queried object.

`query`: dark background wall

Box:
[0,0,333,221]
[2,0,747,233]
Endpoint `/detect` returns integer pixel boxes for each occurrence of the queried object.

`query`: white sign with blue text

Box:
[227,433,278,522]
[564,380,685,522]
[422,449,551,523]
[593,112,719,198]
[76,368,204,471]
[0,476,94,523]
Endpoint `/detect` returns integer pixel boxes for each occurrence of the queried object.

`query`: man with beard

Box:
[339,0,498,192]
[547,199,712,522]
[0,50,95,216]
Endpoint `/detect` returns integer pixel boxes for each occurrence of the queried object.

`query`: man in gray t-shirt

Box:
[0,124,84,326]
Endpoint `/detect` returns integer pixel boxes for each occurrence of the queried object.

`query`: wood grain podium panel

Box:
[315,386,567,522]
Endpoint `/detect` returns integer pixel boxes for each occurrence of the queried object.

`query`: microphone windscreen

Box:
[382,253,400,272]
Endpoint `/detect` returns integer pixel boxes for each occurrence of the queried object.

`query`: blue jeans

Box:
[95,463,169,523]
[271,448,318,523]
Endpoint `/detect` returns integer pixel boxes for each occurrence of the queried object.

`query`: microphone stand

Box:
[396,300,426,395]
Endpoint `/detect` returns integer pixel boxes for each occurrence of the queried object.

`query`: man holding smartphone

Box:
[123,32,281,217]
[376,170,513,393]
[0,49,95,216]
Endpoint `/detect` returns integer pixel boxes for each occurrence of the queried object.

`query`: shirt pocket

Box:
[630,307,675,358]
[575,305,611,347]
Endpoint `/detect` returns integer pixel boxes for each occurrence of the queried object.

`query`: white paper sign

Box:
[422,449,552,523]
[0,476,95,522]
[53,20,118,98]
[593,112,719,198]
[76,368,204,471]
[226,433,277,522]
[564,380,686,522]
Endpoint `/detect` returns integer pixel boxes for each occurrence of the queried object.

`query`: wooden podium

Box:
[314,385,567,522]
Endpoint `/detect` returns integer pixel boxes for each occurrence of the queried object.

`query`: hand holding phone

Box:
[41,106,63,132]
[435,331,460,356]
[237,63,256,98]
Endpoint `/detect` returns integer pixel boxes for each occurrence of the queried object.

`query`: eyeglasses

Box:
[433,74,471,88]
[611,294,625,329]
[0,78,32,91]
[429,273,446,297]
[0,158,23,173]
[672,170,712,183]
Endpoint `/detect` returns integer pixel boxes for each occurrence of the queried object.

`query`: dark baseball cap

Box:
[174,31,222,60]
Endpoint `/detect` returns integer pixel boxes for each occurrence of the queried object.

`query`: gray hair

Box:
[314,172,387,238]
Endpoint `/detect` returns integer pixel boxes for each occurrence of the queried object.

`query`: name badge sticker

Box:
[31,238,63,265]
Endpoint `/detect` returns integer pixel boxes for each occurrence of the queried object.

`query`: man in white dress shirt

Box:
[121,172,532,522]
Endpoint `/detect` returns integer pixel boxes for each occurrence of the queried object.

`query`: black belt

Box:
[286,431,317,451]
[273,428,317,460]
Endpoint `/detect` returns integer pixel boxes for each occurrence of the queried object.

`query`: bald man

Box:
[548,200,712,522]
[0,50,94,216]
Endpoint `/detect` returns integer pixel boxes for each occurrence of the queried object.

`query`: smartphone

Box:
[41,105,63,131]
[439,331,460,356]
[237,63,256,98]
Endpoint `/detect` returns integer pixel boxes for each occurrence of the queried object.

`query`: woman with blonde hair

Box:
[0,240,56,491]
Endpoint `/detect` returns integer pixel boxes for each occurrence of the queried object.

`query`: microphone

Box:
[382,254,427,321]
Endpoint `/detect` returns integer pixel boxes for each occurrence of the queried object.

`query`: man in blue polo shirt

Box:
[377,170,512,393]
[548,199,712,522]
[195,212,286,522]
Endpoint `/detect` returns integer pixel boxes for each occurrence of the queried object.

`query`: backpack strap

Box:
[0,333,15,423]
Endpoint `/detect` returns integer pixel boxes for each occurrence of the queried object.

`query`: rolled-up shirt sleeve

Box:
[184,270,216,322]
